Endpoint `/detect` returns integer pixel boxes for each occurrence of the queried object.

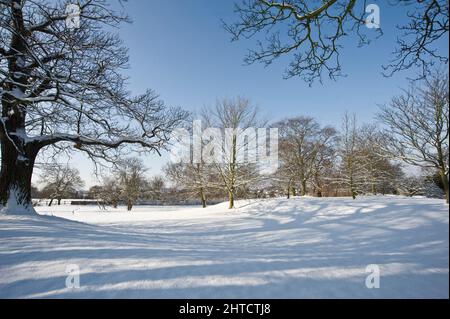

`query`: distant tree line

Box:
[33,70,448,209]
[163,71,448,208]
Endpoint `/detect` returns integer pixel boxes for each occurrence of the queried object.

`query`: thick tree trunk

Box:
[0,2,38,214]
[0,1,42,214]
[301,180,307,196]
[57,198,62,205]
[48,198,54,207]
[439,169,449,204]
[0,140,38,214]
[127,200,133,211]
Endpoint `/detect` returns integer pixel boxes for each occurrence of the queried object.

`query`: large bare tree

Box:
[224,0,449,83]
[378,71,449,203]
[0,0,186,213]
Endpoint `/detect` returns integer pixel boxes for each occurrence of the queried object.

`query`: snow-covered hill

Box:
[0,196,448,298]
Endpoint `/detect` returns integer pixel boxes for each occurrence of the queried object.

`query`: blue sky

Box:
[34,0,449,188]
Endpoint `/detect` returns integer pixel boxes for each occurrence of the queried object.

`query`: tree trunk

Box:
[350,175,356,199]
[439,169,449,204]
[200,187,207,208]
[370,162,376,195]
[291,187,296,197]
[301,179,307,196]
[317,188,322,197]
[228,189,234,209]
[228,132,237,210]
[371,177,376,195]
[286,178,292,199]
[48,198,54,207]
[57,198,62,205]
[0,2,41,214]
[0,138,38,214]
[0,4,38,214]
[127,200,133,211]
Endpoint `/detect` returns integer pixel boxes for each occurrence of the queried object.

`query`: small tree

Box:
[337,113,363,199]
[202,97,263,209]
[164,162,218,208]
[357,124,402,195]
[397,173,444,198]
[97,178,121,208]
[147,176,165,201]
[116,158,147,211]
[310,126,337,197]
[39,164,84,206]
[272,150,298,199]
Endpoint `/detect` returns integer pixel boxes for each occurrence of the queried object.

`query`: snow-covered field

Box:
[0,196,448,298]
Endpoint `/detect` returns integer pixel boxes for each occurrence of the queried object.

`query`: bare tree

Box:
[39,164,84,206]
[274,116,336,196]
[164,118,222,208]
[274,142,298,198]
[97,177,121,209]
[396,171,444,199]
[383,0,449,77]
[164,162,218,208]
[397,175,427,197]
[356,124,403,195]
[147,175,165,201]
[337,112,362,199]
[202,97,263,209]
[310,126,337,197]
[378,71,449,203]
[224,0,448,83]
[116,158,147,211]
[0,0,187,213]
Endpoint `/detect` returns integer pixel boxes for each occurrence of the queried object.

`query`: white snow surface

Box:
[0,196,448,298]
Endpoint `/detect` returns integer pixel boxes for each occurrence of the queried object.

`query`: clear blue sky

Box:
[34,0,449,189]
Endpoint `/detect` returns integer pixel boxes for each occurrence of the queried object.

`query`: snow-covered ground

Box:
[0,196,448,298]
